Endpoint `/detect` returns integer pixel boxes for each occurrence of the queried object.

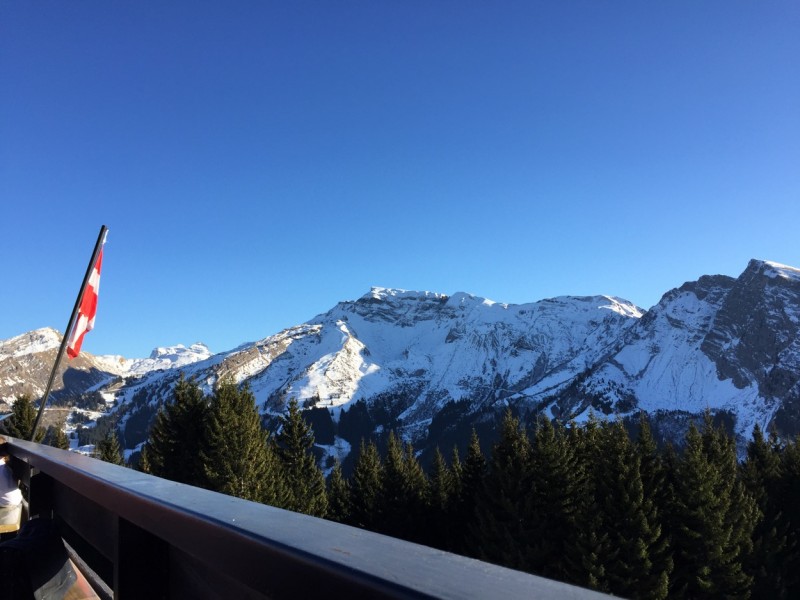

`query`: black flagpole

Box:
[31,225,108,441]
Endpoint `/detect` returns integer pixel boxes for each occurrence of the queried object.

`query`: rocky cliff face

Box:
[702,261,800,398]
[3,260,800,459]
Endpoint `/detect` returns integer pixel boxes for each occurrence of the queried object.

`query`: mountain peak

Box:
[743,258,800,280]
[148,343,212,361]
[445,291,499,308]
[0,327,62,358]
[360,287,448,302]
[752,259,800,283]
[595,295,645,318]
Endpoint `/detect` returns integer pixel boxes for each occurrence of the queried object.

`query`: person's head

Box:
[0,435,8,459]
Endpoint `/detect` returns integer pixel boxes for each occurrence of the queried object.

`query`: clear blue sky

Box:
[2,2,798,358]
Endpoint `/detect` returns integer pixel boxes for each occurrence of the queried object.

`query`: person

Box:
[0,436,23,534]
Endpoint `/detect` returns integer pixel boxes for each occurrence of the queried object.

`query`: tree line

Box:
[5,383,800,598]
[331,411,799,600]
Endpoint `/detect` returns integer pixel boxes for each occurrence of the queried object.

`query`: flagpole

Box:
[31,225,109,441]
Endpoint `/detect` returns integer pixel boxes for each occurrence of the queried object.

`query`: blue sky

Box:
[1,2,798,358]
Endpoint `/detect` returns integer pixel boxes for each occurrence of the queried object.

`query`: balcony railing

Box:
[7,437,611,599]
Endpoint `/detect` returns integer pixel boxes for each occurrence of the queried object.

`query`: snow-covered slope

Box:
[238,290,642,431]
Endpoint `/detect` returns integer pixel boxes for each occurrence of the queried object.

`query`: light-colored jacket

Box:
[0,457,22,507]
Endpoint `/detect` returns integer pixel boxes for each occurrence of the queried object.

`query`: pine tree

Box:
[450,444,463,495]
[5,394,44,442]
[138,444,152,474]
[427,447,454,549]
[326,461,351,523]
[95,431,124,465]
[776,435,800,597]
[595,421,670,600]
[428,448,452,512]
[471,410,532,571]
[637,414,668,510]
[634,415,674,598]
[524,415,582,581]
[147,376,209,487]
[454,429,486,556]
[402,441,429,544]
[349,440,383,530]
[45,422,70,450]
[201,379,285,504]
[705,416,758,598]
[740,424,789,598]
[378,431,406,533]
[376,432,428,541]
[565,413,608,591]
[670,418,756,599]
[275,398,327,517]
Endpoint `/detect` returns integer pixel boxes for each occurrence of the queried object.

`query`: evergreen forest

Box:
[70,379,800,599]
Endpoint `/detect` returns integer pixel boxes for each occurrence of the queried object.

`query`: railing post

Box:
[28,469,55,519]
[115,517,169,599]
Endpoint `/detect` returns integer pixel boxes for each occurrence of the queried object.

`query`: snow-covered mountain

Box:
[572,260,800,443]
[2,259,799,461]
[0,330,211,407]
[0,328,120,408]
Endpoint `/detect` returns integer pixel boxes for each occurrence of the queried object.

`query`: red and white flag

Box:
[66,247,104,358]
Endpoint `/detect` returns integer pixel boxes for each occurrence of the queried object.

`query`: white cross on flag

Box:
[66,247,104,358]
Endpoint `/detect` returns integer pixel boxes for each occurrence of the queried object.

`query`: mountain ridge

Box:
[2,259,799,461]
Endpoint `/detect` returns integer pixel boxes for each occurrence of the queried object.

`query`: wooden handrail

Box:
[7,437,612,599]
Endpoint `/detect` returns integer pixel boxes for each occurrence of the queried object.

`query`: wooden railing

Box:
[7,437,611,599]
